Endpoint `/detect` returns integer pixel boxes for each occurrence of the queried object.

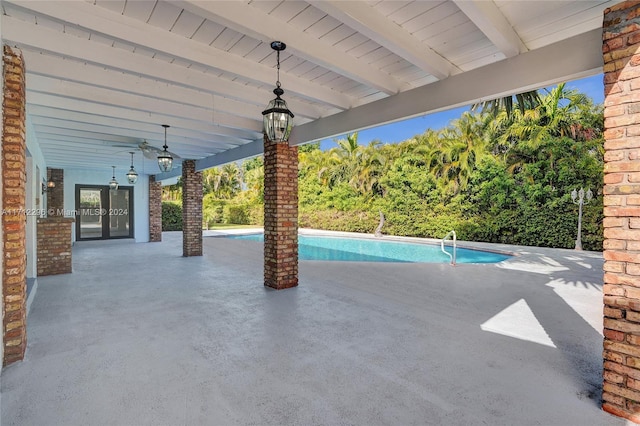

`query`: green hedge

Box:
[162,201,182,231]
[203,194,263,228]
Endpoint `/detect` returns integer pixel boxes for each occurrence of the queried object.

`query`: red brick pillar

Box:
[602,1,640,422]
[46,167,64,215]
[37,217,74,276]
[263,136,298,290]
[149,175,162,242]
[182,160,202,256]
[2,45,27,366]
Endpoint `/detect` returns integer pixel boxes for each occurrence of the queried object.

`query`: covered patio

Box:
[2,0,640,423]
[0,232,625,424]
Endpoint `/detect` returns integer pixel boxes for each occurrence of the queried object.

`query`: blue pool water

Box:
[226,234,511,264]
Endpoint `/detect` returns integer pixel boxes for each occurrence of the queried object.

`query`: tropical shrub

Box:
[162,201,182,231]
[199,83,605,250]
[223,203,250,225]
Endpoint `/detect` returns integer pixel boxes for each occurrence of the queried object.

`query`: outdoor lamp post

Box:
[571,187,592,250]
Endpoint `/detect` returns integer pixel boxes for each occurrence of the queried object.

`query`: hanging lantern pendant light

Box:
[262,41,294,142]
[109,166,119,190]
[126,151,139,184]
[157,124,173,172]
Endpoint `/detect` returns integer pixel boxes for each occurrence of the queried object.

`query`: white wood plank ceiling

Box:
[1,0,613,178]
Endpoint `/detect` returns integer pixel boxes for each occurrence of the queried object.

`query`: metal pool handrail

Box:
[440,230,457,266]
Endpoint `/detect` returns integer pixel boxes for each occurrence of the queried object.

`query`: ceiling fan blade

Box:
[141,142,181,159]
[107,141,182,162]
[138,141,162,157]
[141,150,158,160]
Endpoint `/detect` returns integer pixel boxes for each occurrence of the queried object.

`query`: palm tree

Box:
[203,168,223,194]
[336,132,360,160]
[350,141,386,195]
[506,84,587,145]
[499,83,595,178]
[219,163,241,199]
[162,178,182,201]
[472,90,541,119]
[242,157,264,200]
[330,132,361,185]
[428,112,488,194]
[202,163,241,199]
[299,143,341,187]
[243,166,264,201]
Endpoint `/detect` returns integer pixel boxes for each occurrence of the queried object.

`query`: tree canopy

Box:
[191,83,604,251]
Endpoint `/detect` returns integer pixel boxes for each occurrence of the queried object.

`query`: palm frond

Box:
[471,90,541,118]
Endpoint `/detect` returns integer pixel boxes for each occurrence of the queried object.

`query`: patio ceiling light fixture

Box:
[157,124,173,172]
[262,41,294,142]
[126,151,139,184]
[109,166,118,190]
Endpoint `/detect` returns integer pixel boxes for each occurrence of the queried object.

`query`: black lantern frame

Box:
[262,41,294,142]
[158,124,173,173]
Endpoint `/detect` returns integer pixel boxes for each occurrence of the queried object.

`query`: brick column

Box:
[149,175,162,242]
[2,45,27,366]
[182,160,202,256]
[263,136,298,290]
[46,167,63,215]
[37,217,74,276]
[602,2,640,422]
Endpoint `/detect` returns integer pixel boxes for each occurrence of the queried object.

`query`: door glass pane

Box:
[79,188,103,239]
[109,189,130,237]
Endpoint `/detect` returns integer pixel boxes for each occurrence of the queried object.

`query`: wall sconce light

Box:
[262,41,294,142]
[42,179,55,194]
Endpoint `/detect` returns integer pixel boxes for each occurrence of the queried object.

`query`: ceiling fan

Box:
[110,125,182,172]
[135,140,181,161]
[112,140,181,162]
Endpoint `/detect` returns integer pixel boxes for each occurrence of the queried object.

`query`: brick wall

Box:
[602,1,640,422]
[149,175,162,242]
[36,217,74,276]
[2,45,26,366]
[182,160,202,256]
[263,137,298,290]
[46,167,63,214]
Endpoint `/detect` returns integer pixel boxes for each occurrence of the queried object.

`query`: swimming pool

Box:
[226,234,511,264]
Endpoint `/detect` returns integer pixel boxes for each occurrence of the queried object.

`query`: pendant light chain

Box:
[276,48,281,89]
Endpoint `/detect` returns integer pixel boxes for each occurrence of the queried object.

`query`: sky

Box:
[319,73,605,150]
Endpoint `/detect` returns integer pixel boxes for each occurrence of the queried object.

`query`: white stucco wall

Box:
[1,6,5,395]
[64,169,150,243]
[25,116,47,279]
[25,117,47,188]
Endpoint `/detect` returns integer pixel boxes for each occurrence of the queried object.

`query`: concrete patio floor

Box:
[1,231,629,425]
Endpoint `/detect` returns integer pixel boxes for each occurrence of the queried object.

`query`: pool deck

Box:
[1,230,628,425]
